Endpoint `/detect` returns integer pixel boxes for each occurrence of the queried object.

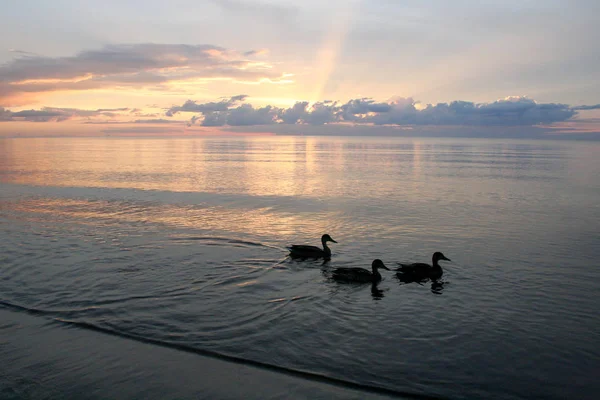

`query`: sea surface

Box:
[1,136,599,399]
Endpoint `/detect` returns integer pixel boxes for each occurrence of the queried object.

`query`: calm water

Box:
[1,136,599,399]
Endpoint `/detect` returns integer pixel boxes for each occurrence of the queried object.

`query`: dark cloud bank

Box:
[3,96,600,139]
[166,95,600,132]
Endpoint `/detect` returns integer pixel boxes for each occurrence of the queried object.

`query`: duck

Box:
[332,259,390,283]
[288,234,337,259]
[396,252,451,281]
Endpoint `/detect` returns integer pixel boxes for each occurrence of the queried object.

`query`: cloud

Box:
[301,101,340,125]
[167,95,580,128]
[228,94,248,102]
[0,107,14,121]
[243,49,269,57]
[9,49,40,56]
[0,44,289,105]
[572,104,600,111]
[82,121,128,125]
[340,98,393,118]
[166,95,248,116]
[97,107,130,112]
[0,106,130,122]
[134,119,183,124]
[366,97,576,126]
[11,109,64,118]
[200,112,228,127]
[278,101,309,124]
[186,115,200,127]
[226,104,277,126]
[3,96,594,131]
[169,96,278,126]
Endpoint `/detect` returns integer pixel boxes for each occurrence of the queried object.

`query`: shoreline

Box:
[1,307,416,400]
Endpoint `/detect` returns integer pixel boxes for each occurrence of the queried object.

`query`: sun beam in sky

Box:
[309,1,361,104]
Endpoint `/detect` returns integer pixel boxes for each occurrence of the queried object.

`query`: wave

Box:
[169,235,282,250]
[0,299,445,400]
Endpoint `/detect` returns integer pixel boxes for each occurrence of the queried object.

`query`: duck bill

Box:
[442,256,451,262]
[330,239,338,243]
[381,263,390,271]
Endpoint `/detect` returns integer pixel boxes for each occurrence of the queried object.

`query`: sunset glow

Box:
[1,1,599,137]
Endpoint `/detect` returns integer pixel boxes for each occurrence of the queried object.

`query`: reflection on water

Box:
[3,136,597,244]
[370,283,386,300]
[1,136,600,400]
[395,273,445,294]
[1,136,586,200]
[430,281,445,295]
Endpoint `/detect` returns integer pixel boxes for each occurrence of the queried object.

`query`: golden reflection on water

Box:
[3,136,598,243]
[1,136,395,200]
[4,136,600,267]
[8,197,340,241]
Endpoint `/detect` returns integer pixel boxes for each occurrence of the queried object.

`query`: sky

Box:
[1,0,599,137]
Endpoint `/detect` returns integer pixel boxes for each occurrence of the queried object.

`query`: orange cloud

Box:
[0,43,291,106]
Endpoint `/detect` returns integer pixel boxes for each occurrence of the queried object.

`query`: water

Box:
[1,136,599,399]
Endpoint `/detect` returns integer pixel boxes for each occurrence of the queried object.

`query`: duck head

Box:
[321,234,337,243]
[433,252,451,263]
[372,259,390,271]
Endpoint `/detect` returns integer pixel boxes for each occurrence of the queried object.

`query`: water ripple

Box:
[1,137,600,400]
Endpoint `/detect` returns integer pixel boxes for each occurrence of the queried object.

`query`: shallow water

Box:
[1,136,599,399]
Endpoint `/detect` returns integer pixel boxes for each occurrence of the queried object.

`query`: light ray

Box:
[310,1,361,104]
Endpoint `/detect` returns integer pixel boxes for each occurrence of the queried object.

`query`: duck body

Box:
[289,234,337,259]
[333,259,390,283]
[288,244,330,258]
[397,263,443,281]
[397,252,450,281]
